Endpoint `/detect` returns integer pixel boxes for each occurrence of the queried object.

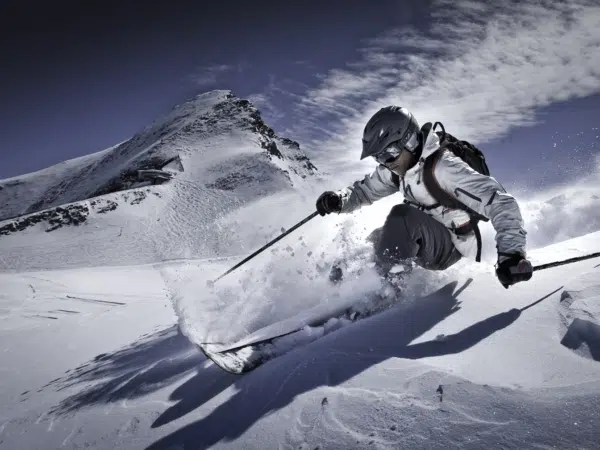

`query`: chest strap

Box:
[403,199,440,211]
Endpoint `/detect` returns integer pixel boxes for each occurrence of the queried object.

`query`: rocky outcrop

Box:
[214,95,318,177]
[0,204,90,235]
[24,155,181,216]
[0,189,158,236]
[88,156,180,199]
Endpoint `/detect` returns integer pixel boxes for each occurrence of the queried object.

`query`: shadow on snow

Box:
[46,326,236,417]
[561,318,600,362]
[147,282,560,449]
[46,281,562,449]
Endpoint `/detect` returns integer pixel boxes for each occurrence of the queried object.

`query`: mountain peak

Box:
[0,90,316,220]
[0,90,318,269]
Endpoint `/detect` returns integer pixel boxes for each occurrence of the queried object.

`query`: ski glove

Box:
[496,253,533,289]
[316,191,342,216]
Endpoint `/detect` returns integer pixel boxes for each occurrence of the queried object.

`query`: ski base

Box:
[199,314,357,374]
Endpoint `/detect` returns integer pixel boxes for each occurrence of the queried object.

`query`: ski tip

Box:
[198,345,256,375]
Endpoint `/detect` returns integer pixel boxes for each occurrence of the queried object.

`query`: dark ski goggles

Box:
[373,130,420,165]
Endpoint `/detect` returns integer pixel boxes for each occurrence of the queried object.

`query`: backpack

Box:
[420,121,491,262]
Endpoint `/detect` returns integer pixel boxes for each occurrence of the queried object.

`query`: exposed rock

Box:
[280,137,300,149]
[0,204,90,235]
[261,139,284,159]
[205,95,317,175]
[122,190,148,205]
[90,199,118,214]
[207,172,257,191]
[0,189,153,237]
[137,169,173,182]
[89,155,181,199]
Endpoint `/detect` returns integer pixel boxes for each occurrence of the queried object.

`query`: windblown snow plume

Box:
[451,153,600,265]
[164,191,467,349]
[163,203,383,347]
[519,155,600,250]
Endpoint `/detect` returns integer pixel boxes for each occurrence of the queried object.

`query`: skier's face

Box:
[384,149,416,177]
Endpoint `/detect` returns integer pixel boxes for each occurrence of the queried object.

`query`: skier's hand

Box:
[495,254,533,289]
[316,191,342,216]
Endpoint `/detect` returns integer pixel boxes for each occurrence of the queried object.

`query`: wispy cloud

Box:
[291,0,600,174]
[247,75,311,136]
[190,63,246,87]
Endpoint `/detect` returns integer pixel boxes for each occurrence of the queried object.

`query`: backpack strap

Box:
[423,147,461,211]
[423,147,485,262]
[423,148,489,222]
[420,122,433,141]
[399,173,440,211]
[432,121,446,142]
[453,220,483,263]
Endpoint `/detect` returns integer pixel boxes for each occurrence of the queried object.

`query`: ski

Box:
[199,311,361,374]
[199,285,401,374]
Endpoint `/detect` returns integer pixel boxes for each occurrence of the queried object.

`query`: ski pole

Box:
[207,211,320,286]
[533,251,600,272]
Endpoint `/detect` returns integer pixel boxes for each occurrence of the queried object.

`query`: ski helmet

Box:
[360,106,421,162]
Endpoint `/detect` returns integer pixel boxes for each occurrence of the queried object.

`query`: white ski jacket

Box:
[337,129,527,261]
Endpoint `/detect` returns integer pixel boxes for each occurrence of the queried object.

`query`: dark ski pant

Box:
[369,204,462,274]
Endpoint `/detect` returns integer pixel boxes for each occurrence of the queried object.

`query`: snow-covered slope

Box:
[2,89,600,449]
[0,145,118,221]
[0,91,317,271]
[0,231,599,449]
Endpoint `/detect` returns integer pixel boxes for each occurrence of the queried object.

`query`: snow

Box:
[1,90,600,449]
[3,243,599,449]
[0,145,117,221]
[558,271,600,362]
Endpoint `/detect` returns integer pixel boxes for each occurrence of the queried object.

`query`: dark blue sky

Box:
[1,0,599,190]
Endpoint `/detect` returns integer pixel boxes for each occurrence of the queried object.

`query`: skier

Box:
[315,106,533,289]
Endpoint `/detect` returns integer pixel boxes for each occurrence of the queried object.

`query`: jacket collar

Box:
[401,124,440,180]
[420,124,441,159]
